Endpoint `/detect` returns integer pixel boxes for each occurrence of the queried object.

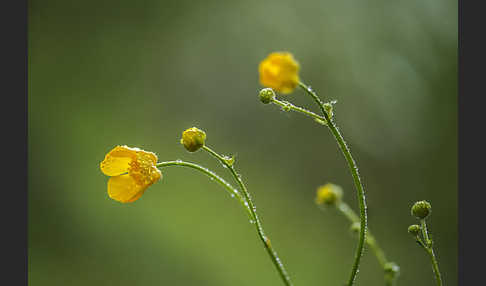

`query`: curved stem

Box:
[420,219,443,286]
[202,146,294,286]
[299,81,368,286]
[156,160,251,217]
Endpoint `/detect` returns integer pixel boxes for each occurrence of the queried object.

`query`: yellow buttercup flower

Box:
[100,145,162,203]
[259,52,300,94]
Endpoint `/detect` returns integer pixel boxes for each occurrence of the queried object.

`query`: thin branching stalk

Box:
[202,145,294,286]
[271,98,327,123]
[420,219,443,286]
[298,81,368,286]
[268,90,369,285]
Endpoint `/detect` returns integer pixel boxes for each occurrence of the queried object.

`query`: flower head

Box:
[411,200,432,219]
[181,127,206,152]
[315,183,343,206]
[407,224,421,236]
[259,52,300,94]
[259,88,276,104]
[100,145,162,203]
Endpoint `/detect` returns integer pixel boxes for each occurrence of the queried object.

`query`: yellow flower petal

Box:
[100,146,138,176]
[259,52,300,94]
[108,174,147,203]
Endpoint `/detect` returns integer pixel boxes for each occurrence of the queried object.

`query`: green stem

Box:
[299,81,368,286]
[271,98,327,123]
[202,146,294,286]
[420,219,431,247]
[156,160,251,217]
[420,220,443,286]
[415,237,428,250]
[335,202,387,268]
[385,275,396,286]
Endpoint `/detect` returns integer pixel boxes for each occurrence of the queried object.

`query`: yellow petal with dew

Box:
[100,145,138,176]
[107,174,147,203]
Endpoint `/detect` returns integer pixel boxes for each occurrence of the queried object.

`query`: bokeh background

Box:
[28,0,457,285]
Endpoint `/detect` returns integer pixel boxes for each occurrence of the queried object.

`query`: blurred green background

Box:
[28,0,457,285]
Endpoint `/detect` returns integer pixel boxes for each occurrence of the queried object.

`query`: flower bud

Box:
[259,88,276,104]
[411,200,432,219]
[181,127,206,152]
[315,183,343,206]
[407,224,421,236]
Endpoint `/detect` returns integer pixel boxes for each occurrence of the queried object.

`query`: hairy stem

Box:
[202,146,294,286]
[271,97,327,123]
[299,81,368,286]
[420,219,443,286]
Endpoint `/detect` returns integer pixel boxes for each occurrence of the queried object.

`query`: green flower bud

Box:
[315,183,343,206]
[259,88,276,104]
[181,127,206,152]
[411,200,432,219]
[408,224,421,236]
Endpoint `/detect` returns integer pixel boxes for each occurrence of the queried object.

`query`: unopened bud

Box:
[259,88,276,104]
[408,224,421,236]
[315,183,343,206]
[411,200,432,219]
[181,127,206,152]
